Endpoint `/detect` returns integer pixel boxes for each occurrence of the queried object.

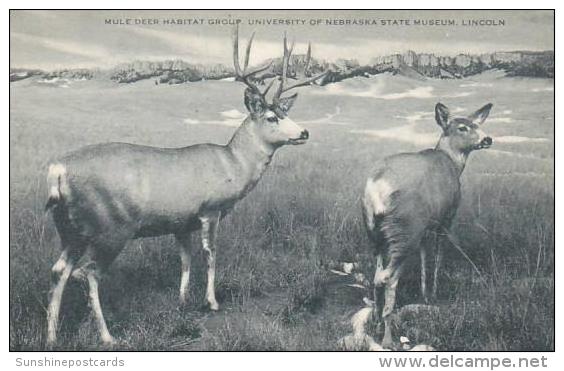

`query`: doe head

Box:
[435,102,494,153]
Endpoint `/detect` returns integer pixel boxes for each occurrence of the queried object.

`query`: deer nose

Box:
[300,130,309,140]
[482,137,493,146]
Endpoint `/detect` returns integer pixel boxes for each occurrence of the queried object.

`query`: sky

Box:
[10,10,554,70]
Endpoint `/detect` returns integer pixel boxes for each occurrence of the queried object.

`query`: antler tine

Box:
[274,32,290,102]
[262,78,276,97]
[287,39,295,78]
[274,36,325,98]
[280,71,327,94]
[244,60,273,78]
[288,39,295,60]
[282,33,289,84]
[243,31,255,72]
[305,43,312,76]
[270,33,326,103]
[232,24,243,76]
[232,25,266,95]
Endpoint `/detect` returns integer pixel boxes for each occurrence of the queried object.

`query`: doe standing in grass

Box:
[44,27,325,347]
[362,102,493,348]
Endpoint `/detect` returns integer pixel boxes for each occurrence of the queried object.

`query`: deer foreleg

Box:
[46,251,74,347]
[175,233,193,305]
[200,213,220,311]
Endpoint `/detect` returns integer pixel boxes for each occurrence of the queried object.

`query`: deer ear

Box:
[435,103,450,130]
[244,89,266,115]
[468,103,493,125]
[277,93,298,114]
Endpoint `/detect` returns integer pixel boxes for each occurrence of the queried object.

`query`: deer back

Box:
[368,149,462,228]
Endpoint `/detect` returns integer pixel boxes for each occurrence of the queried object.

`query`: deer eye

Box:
[457,126,469,133]
[266,115,278,124]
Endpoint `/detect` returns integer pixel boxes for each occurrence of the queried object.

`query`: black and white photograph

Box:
[9,9,554,356]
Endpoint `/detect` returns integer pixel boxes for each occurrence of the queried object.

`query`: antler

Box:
[304,42,312,77]
[232,25,272,96]
[272,34,327,105]
[233,26,326,107]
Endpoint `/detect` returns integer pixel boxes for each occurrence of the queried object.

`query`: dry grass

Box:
[9,76,554,351]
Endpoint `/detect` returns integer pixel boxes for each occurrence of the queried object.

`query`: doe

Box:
[361,102,493,348]
[44,27,325,346]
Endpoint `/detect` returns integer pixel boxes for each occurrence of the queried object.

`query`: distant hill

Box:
[10,50,554,86]
[10,68,95,82]
[110,60,233,84]
[369,50,554,79]
[9,68,43,82]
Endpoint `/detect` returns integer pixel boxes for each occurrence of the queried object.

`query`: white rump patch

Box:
[365,178,393,215]
[47,163,67,199]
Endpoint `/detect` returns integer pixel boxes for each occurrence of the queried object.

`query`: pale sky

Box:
[10,10,554,70]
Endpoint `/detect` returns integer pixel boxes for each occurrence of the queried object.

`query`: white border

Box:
[3,2,560,370]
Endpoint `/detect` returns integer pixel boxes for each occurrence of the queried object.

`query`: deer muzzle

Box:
[288,129,309,145]
[476,136,493,149]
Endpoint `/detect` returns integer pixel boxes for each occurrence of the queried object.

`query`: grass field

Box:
[9,71,554,351]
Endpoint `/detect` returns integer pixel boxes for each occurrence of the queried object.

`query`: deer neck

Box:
[227,118,276,184]
[436,136,468,176]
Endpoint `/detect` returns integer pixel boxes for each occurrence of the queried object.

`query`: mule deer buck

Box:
[362,102,493,348]
[44,27,326,346]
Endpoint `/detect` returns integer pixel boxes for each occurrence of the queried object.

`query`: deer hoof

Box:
[45,339,57,350]
[374,270,391,287]
[101,334,116,347]
[381,336,395,351]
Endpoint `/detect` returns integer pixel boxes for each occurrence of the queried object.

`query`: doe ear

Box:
[277,93,298,114]
[468,103,493,125]
[244,89,267,116]
[435,102,450,130]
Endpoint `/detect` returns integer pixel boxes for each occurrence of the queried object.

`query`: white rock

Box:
[400,336,410,344]
[342,262,355,274]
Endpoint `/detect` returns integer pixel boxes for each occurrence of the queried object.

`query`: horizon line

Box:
[10,48,555,72]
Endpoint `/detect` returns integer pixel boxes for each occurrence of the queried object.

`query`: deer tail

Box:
[45,163,68,212]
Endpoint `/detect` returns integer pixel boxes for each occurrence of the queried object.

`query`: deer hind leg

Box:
[381,259,404,349]
[372,253,384,321]
[432,236,444,301]
[46,249,76,347]
[84,266,114,345]
[421,246,429,303]
[200,212,220,311]
[81,241,125,345]
[175,233,193,305]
